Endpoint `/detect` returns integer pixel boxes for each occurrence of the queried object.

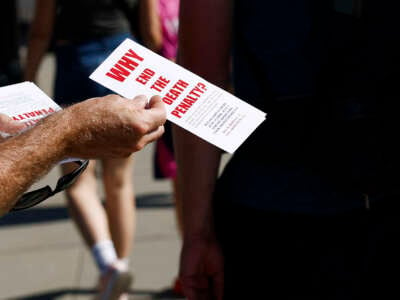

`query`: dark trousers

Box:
[0,60,21,87]
[214,198,400,299]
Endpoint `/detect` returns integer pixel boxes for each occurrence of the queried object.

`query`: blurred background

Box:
[0,1,230,299]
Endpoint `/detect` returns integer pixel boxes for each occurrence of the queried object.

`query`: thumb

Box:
[0,113,25,134]
[147,95,164,110]
[146,95,166,122]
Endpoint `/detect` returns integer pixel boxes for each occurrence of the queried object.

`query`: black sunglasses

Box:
[11,160,89,211]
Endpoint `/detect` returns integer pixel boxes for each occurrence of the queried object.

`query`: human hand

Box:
[59,94,166,159]
[180,235,224,300]
[0,113,26,142]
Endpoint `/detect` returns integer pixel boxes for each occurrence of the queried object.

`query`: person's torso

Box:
[0,0,21,86]
[157,0,179,59]
[0,0,18,67]
[55,0,130,43]
[227,0,400,212]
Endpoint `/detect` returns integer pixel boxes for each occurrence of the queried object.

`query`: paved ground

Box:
[0,54,177,300]
[0,142,182,300]
[0,54,231,299]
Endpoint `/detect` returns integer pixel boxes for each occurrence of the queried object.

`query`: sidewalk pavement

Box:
[0,54,182,299]
[0,54,231,299]
[0,142,183,300]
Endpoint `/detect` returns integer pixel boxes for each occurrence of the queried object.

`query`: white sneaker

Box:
[95,262,133,300]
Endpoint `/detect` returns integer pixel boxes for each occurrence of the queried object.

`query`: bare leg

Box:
[63,160,111,247]
[102,155,135,259]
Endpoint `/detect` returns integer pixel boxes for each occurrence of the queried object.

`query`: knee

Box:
[66,175,97,202]
[103,171,132,192]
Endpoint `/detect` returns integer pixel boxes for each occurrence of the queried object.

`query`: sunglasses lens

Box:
[12,187,52,211]
[56,160,89,191]
[57,173,78,190]
[12,161,89,212]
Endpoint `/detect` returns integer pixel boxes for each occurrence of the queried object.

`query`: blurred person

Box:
[139,0,184,297]
[24,1,141,299]
[1,94,165,217]
[175,0,400,299]
[0,0,22,87]
[140,0,179,62]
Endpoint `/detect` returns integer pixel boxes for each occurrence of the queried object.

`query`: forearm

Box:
[0,94,167,216]
[173,126,222,237]
[176,0,232,237]
[24,0,55,81]
[0,111,70,215]
[178,0,232,86]
[140,0,163,52]
[24,36,50,81]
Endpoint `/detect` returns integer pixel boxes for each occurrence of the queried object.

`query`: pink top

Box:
[158,0,179,60]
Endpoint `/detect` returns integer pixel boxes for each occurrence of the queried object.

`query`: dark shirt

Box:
[54,0,130,43]
[0,0,20,86]
[225,0,400,213]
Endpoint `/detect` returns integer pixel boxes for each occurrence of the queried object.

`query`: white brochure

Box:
[90,39,266,153]
[0,82,61,137]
